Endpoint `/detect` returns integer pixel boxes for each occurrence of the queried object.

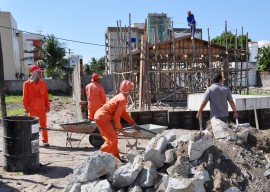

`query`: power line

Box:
[0,25,105,47]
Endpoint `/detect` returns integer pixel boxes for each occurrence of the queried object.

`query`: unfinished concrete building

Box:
[107,13,250,111]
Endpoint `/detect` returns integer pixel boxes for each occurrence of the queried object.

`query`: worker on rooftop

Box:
[187,10,196,38]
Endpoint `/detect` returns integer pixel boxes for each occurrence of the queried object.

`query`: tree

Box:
[83,64,91,75]
[211,31,251,49]
[22,34,68,78]
[256,46,270,72]
[84,56,105,75]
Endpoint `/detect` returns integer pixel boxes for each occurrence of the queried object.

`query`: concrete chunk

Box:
[167,156,190,178]
[73,151,116,183]
[81,179,112,192]
[188,130,213,161]
[139,161,157,187]
[112,155,143,187]
[144,148,164,168]
[211,118,231,139]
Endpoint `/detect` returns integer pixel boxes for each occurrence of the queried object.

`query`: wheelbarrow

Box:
[119,124,168,153]
[58,121,104,148]
[44,122,167,149]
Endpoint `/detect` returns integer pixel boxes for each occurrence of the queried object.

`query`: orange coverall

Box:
[22,80,50,143]
[94,92,135,158]
[85,81,106,120]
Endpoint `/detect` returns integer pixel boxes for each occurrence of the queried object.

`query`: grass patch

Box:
[7,109,25,116]
[60,96,72,103]
[0,108,25,116]
[5,95,23,104]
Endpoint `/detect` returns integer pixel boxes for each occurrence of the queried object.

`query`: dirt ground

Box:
[0,96,270,192]
[0,96,193,192]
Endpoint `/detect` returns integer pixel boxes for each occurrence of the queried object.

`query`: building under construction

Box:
[105,13,251,111]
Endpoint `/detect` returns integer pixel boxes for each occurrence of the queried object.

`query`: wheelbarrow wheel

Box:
[89,128,104,148]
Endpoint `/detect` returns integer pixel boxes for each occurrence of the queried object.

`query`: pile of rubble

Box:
[63,118,270,192]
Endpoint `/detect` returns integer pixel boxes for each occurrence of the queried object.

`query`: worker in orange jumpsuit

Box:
[85,73,106,121]
[94,80,139,159]
[22,64,50,147]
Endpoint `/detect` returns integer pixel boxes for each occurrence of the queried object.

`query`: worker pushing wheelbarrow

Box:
[92,79,154,159]
[58,121,167,149]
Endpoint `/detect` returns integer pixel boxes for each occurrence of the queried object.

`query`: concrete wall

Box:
[72,60,85,121]
[4,79,69,93]
[83,74,113,94]
[187,93,270,111]
[259,72,270,87]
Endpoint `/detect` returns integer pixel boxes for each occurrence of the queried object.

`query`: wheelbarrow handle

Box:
[123,126,157,135]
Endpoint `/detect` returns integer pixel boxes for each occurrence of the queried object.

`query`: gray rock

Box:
[139,161,157,187]
[73,151,116,183]
[112,155,143,187]
[164,149,176,164]
[167,156,190,178]
[81,179,112,192]
[188,130,213,161]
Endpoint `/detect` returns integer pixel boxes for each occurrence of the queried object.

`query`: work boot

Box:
[119,157,128,164]
[43,142,50,147]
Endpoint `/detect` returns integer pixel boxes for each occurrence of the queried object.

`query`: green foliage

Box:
[83,56,105,75]
[211,31,251,49]
[21,34,68,79]
[84,64,91,75]
[256,46,270,72]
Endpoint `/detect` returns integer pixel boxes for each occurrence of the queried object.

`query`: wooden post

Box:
[138,34,146,111]
[234,29,238,93]
[253,101,259,130]
[207,28,212,86]
[172,21,177,110]
[246,32,249,95]
[224,20,229,87]
[239,27,244,94]
[0,34,7,117]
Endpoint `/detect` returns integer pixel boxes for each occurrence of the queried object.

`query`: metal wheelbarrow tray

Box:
[122,124,168,139]
[59,121,104,148]
[120,124,168,152]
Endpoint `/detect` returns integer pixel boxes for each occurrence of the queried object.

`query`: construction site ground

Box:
[0,95,270,191]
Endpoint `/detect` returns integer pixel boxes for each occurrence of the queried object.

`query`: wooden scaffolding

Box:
[110,17,250,111]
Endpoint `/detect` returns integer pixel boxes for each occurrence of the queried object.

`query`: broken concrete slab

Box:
[167,155,190,178]
[211,118,231,139]
[144,148,164,169]
[138,161,157,187]
[164,149,176,164]
[188,130,213,161]
[81,179,112,192]
[112,155,143,187]
[156,175,206,192]
[73,151,116,183]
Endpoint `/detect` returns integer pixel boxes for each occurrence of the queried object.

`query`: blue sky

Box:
[1,0,269,63]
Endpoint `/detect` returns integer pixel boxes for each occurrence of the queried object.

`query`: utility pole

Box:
[0,34,7,117]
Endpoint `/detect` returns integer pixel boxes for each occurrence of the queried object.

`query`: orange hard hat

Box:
[91,73,102,81]
[119,80,134,94]
[187,10,191,14]
[29,65,43,73]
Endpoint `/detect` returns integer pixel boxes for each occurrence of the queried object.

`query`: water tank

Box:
[248,42,258,62]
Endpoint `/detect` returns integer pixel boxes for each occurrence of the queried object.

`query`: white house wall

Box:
[0,12,20,80]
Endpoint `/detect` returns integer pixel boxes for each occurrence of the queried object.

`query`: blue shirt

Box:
[203,83,233,118]
[187,14,196,24]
